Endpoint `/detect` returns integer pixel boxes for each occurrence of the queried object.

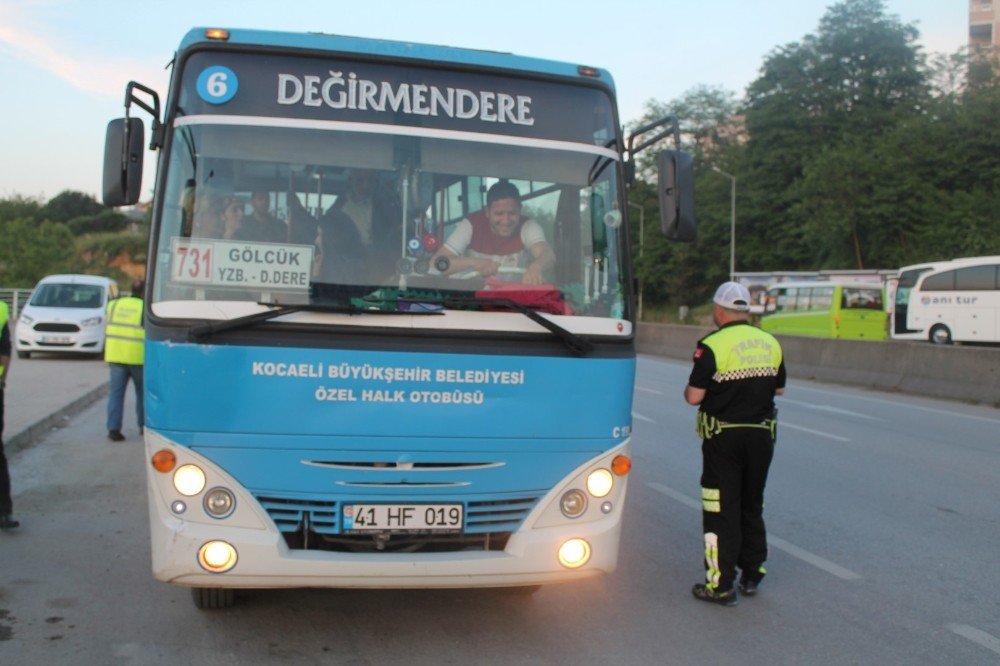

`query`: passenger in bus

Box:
[321,169,401,279]
[246,191,288,243]
[220,196,247,240]
[314,216,365,284]
[433,180,555,284]
[190,192,224,238]
[286,170,401,284]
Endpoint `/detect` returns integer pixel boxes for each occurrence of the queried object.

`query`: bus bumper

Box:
[146,433,628,589]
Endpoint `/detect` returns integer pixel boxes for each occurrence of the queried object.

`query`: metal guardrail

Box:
[0,288,34,318]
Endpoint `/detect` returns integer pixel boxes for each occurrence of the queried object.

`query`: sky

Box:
[0,0,968,201]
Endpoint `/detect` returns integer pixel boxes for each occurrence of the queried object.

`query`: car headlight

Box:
[586,469,614,498]
[81,316,103,327]
[558,538,591,568]
[204,488,236,518]
[559,489,588,518]
[198,541,238,573]
[173,464,206,496]
[19,314,33,325]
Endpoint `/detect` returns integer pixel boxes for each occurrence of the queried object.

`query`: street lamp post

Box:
[627,201,645,320]
[711,166,736,281]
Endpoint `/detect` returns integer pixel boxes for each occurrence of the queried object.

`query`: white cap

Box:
[712,281,751,312]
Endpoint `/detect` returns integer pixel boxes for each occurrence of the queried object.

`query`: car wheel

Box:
[191,587,235,609]
[929,325,952,345]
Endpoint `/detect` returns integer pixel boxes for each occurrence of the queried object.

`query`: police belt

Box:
[696,410,777,441]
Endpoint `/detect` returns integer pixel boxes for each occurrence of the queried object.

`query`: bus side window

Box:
[955,265,996,291]
[765,291,778,313]
[798,288,812,311]
[775,288,791,312]
[922,270,955,291]
[813,287,833,311]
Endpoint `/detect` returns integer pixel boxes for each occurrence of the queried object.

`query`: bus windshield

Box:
[151,52,625,325]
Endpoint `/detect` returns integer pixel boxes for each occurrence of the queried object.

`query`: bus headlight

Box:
[559,490,587,518]
[558,538,591,569]
[204,488,236,518]
[198,541,238,573]
[586,469,614,498]
[173,464,206,496]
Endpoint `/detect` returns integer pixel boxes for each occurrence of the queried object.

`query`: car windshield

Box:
[150,53,627,327]
[30,284,104,309]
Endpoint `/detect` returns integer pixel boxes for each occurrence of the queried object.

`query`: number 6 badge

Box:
[197,66,239,104]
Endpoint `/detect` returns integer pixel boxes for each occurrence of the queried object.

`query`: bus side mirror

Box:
[102,118,145,207]
[657,150,696,242]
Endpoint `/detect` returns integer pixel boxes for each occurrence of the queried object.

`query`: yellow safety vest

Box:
[0,301,8,377]
[104,296,145,365]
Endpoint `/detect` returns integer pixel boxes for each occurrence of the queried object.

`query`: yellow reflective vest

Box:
[0,301,8,378]
[104,296,144,365]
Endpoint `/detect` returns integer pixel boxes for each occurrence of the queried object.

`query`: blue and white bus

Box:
[103,28,694,608]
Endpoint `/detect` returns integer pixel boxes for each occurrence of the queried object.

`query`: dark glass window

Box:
[954,265,998,291]
[921,270,955,291]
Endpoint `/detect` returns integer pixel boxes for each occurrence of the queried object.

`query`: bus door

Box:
[837,287,887,340]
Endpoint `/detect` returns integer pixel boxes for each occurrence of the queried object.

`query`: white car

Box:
[15,274,120,358]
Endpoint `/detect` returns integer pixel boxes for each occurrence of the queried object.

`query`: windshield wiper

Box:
[362,293,594,355]
[445,296,594,355]
[188,300,440,340]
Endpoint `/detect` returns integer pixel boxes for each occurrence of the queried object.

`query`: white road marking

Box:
[632,412,656,424]
[788,384,1000,426]
[777,397,886,422]
[779,421,851,442]
[646,481,862,581]
[946,624,1000,657]
[766,535,861,580]
[636,386,664,395]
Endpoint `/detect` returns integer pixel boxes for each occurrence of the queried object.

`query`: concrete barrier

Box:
[636,323,1000,407]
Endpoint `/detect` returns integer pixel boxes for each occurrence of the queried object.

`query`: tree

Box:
[67,209,130,235]
[740,0,928,270]
[40,190,105,225]
[0,195,43,225]
[0,219,75,286]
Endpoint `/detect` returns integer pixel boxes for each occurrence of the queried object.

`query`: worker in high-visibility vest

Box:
[684,282,786,606]
[0,300,18,529]
[104,280,145,442]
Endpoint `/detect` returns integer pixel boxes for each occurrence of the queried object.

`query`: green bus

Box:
[761,281,887,340]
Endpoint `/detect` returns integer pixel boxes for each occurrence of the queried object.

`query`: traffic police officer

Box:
[0,299,18,529]
[104,280,145,441]
[684,281,785,606]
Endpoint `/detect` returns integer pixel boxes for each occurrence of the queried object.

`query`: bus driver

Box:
[433,181,555,285]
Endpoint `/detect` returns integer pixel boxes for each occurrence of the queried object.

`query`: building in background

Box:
[970,0,999,48]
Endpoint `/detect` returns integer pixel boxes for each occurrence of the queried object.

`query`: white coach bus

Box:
[901,256,1000,344]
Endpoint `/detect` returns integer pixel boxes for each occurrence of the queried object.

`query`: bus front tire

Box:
[191,587,235,610]
[930,325,952,345]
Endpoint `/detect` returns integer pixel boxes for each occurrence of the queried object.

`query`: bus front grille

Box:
[253,493,539,553]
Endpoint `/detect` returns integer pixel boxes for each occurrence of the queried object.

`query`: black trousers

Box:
[700,426,774,592]
[0,388,11,515]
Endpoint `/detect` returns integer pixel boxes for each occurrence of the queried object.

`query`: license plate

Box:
[343,504,463,533]
[40,335,71,343]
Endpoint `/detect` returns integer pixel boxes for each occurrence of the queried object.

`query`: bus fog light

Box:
[171,500,187,514]
[601,501,613,514]
[558,538,591,569]
[204,488,236,518]
[198,541,238,573]
[586,469,614,498]
[559,490,587,518]
[173,465,206,496]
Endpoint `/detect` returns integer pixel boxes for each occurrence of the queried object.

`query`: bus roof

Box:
[766,280,883,290]
[898,255,1000,274]
[180,28,616,90]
